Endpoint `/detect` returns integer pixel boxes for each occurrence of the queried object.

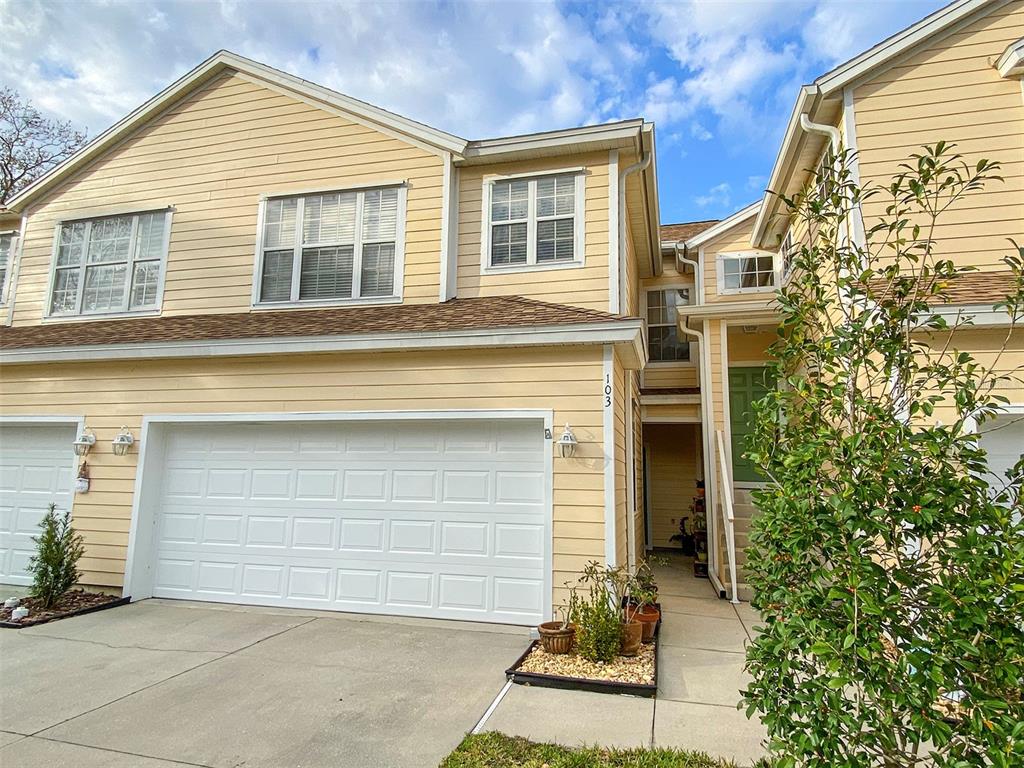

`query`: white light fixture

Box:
[556,424,578,459]
[112,426,135,456]
[72,427,96,457]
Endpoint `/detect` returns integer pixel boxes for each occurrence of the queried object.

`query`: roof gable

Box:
[6,50,468,212]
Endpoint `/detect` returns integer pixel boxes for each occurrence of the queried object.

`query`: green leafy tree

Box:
[741,143,1024,767]
[27,503,85,608]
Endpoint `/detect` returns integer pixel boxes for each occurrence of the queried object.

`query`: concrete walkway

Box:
[483,559,767,766]
[0,598,525,768]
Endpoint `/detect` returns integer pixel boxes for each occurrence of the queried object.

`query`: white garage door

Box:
[979,413,1023,492]
[149,419,549,624]
[0,424,77,585]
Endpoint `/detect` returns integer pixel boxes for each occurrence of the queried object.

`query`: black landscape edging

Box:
[0,595,131,629]
[505,620,660,698]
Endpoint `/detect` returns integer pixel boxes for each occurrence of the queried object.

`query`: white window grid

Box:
[47,210,171,317]
[718,252,778,295]
[0,231,15,305]
[645,287,692,364]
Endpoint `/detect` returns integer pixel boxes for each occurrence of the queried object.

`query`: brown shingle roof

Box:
[0,296,631,351]
[865,271,1019,306]
[660,220,719,244]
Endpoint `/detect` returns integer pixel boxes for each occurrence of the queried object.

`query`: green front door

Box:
[728,366,773,483]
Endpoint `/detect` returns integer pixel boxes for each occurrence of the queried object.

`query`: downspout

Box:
[799,113,840,153]
[675,244,726,597]
[615,150,652,313]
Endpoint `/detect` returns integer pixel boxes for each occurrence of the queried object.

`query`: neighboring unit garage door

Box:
[0,424,76,585]
[150,419,549,624]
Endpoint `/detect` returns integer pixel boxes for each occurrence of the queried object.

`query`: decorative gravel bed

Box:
[0,590,128,628]
[518,643,656,685]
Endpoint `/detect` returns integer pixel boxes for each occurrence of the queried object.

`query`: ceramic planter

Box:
[620,620,643,656]
[537,621,575,654]
[633,605,660,642]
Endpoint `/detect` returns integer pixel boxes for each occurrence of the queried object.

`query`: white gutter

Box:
[799,113,840,153]
[1,319,647,367]
[614,149,652,313]
[675,243,702,308]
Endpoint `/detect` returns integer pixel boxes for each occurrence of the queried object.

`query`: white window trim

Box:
[779,228,796,285]
[716,250,779,296]
[479,168,586,275]
[250,182,408,309]
[43,208,174,321]
[0,229,18,307]
[642,283,696,368]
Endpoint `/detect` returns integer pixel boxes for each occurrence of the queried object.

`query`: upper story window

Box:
[483,171,584,272]
[49,210,171,317]
[646,287,691,363]
[0,231,14,304]
[256,185,405,305]
[717,252,777,295]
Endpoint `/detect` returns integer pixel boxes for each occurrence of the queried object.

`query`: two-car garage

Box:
[129,416,551,625]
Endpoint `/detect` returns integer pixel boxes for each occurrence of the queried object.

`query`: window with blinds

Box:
[48,210,171,317]
[257,186,402,304]
[486,172,582,270]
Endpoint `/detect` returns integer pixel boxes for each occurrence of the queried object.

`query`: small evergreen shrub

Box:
[573,596,622,663]
[28,503,85,609]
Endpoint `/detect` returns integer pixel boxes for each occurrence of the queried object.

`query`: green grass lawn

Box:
[439,732,745,768]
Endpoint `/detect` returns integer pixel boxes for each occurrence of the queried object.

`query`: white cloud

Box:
[695,182,732,209]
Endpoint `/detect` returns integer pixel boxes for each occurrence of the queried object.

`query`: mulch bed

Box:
[0,589,128,628]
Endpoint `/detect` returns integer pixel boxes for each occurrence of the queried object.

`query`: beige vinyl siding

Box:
[622,204,639,317]
[641,402,700,422]
[729,327,776,363]
[853,0,1024,272]
[925,328,1024,424]
[456,152,611,311]
[640,253,699,389]
[0,346,606,597]
[702,218,776,303]
[644,423,700,549]
[12,72,445,325]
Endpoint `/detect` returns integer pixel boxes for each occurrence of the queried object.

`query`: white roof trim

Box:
[676,299,777,320]
[684,202,760,249]
[815,0,996,93]
[460,120,644,164]
[751,0,1003,247]
[6,50,469,211]
[997,37,1024,77]
[0,319,647,369]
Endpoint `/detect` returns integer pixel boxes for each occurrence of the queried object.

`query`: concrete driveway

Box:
[0,599,526,768]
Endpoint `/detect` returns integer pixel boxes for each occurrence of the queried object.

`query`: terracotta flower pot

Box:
[537,621,575,654]
[633,605,660,642]
[620,620,643,657]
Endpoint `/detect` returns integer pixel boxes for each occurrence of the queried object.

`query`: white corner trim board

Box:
[602,346,617,567]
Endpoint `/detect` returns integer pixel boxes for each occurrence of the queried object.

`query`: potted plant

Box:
[536,589,578,654]
[573,564,622,663]
[630,585,660,643]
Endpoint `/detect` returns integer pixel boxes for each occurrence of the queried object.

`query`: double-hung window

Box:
[646,288,691,363]
[484,171,584,270]
[717,252,777,294]
[48,210,171,317]
[256,185,405,305]
[779,230,795,281]
[0,231,15,304]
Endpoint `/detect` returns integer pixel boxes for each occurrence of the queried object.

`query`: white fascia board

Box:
[0,319,645,367]
[677,300,778,321]
[751,86,818,248]
[642,123,663,275]
[639,393,701,406]
[927,304,1015,327]
[997,37,1024,77]
[685,201,761,249]
[459,120,643,164]
[815,0,996,94]
[7,51,467,211]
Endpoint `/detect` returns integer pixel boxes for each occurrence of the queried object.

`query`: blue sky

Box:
[2,0,947,224]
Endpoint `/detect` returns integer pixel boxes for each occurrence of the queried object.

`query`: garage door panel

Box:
[150,419,548,624]
[0,425,77,585]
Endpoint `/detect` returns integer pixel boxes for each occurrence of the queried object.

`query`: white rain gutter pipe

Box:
[799,113,840,153]
[617,150,653,311]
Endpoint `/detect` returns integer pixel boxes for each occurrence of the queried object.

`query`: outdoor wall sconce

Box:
[556,424,578,458]
[72,427,96,457]
[112,426,135,456]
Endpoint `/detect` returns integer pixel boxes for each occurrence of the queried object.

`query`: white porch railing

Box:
[715,429,741,604]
